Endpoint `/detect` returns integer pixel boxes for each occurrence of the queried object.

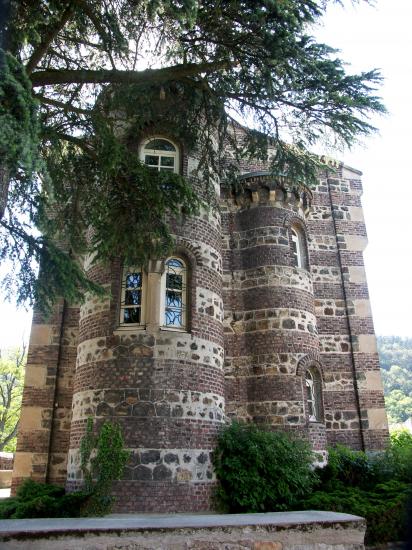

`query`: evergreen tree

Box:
[0,0,385,313]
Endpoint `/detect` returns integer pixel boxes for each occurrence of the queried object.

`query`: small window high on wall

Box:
[120,268,145,326]
[305,368,322,422]
[140,137,179,173]
[161,257,187,330]
[291,226,307,269]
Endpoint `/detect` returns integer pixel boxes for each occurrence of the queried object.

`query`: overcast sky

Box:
[314,0,412,337]
[0,0,410,348]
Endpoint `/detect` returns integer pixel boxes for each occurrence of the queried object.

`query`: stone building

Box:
[12,125,389,512]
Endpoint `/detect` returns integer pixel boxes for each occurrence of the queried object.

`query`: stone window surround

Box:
[118,257,189,333]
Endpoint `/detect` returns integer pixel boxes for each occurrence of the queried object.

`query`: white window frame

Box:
[139,136,179,174]
[291,226,305,269]
[160,257,188,331]
[119,267,147,328]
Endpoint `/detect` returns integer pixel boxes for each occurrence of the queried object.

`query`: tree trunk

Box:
[0,163,10,221]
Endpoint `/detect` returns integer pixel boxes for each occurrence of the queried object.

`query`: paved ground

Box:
[0,511,363,535]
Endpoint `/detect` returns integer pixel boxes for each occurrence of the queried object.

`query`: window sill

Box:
[115,324,146,332]
[160,326,188,333]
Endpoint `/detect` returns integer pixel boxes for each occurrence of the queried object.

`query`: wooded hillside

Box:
[377,336,412,424]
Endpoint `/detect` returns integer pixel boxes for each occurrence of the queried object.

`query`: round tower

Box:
[66,140,225,512]
[223,172,326,460]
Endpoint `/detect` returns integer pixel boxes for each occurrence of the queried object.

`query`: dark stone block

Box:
[197,452,208,464]
[164,453,179,464]
[134,465,152,480]
[141,450,161,464]
[96,402,113,417]
[155,402,171,416]
[133,402,156,417]
[153,464,172,481]
[172,405,184,417]
[114,401,132,416]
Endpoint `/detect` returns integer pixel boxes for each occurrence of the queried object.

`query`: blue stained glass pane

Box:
[125,290,141,306]
[126,273,141,288]
[166,291,182,308]
[124,308,141,324]
[167,258,183,268]
[165,308,182,326]
[166,273,182,290]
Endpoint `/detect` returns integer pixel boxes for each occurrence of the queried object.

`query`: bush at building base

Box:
[0,420,129,518]
[213,421,316,512]
[300,432,412,545]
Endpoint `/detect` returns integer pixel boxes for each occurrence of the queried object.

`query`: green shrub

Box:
[300,479,410,545]
[0,480,90,519]
[0,497,19,519]
[316,444,374,490]
[213,421,316,513]
[0,419,130,519]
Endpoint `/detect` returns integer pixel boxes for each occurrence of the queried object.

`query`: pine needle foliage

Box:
[0,1,386,312]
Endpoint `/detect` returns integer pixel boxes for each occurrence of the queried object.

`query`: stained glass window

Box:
[163,258,186,329]
[121,268,144,325]
[141,137,178,173]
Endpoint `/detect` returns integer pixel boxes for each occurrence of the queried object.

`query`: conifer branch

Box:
[26,3,76,75]
[30,60,231,87]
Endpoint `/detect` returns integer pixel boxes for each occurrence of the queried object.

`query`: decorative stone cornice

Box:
[234,171,313,215]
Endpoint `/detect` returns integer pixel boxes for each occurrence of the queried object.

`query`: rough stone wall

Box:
[12,125,389,507]
[221,173,330,461]
[308,167,389,450]
[65,147,225,512]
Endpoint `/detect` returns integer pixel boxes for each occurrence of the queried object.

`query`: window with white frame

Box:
[140,137,179,173]
[120,268,145,325]
[305,368,322,422]
[291,226,306,269]
[161,257,187,330]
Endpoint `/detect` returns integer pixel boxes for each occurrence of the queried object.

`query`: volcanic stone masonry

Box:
[12,125,389,512]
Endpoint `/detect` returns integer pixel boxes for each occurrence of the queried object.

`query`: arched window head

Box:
[120,268,146,326]
[140,137,179,173]
[305,368,322,422]
[161,257,187,330]
[291,226,307,269]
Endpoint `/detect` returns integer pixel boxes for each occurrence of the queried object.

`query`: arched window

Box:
[120,268,146,326]
[291,226,307,269]
[140,137,179,173]
[305,368,322,422]
[161,257,187,330]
